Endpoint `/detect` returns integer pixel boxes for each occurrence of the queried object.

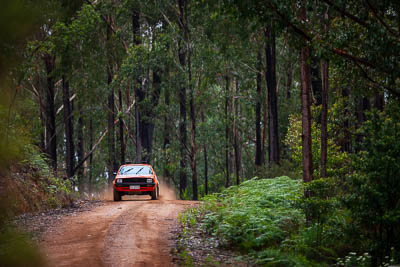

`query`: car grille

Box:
[123,178,148,183]
[115,184,153,188]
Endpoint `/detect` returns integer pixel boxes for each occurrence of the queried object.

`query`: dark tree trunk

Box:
[186,19,198,201]
[225,74,231,187]
[138,108,156,164]
[311,57,323,107]
[356,96,370,150]
[320,59,329,178]
[107,70,116,185]
[320,10,329,178]
[360,97,370,123]
[62,75,75,179]
[374,92,384,111]
[255,48,263,167]
[300,47,313,183]
[341,88,351,153]
[43,54,57,172]
[39,85,45,153]
[204,144,209,194]
[132,9,160,164]
[261,78,267,165]
[119,89,125,164]
[125,87,133,161]
[200,110,208,194]
[300,39,313,226]
[265,24,280,165]
[107,16,117,185]
[178,0,187,199]
[233,79,242,185]
[77,101,85,192]
[163,86,171,184]
[132,9,142,163]
[189,76,198,200]
[89,116,93,194]
[136,69,161,163]
[135,102,142,163]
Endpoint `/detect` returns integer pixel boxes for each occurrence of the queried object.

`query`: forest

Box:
[1,0,400,266]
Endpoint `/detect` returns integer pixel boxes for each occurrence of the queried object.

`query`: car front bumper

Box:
[113,182,156,192]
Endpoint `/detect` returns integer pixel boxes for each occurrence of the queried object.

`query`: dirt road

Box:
[41,185,197,267]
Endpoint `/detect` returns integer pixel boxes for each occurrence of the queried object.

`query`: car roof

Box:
[120,163,153,167]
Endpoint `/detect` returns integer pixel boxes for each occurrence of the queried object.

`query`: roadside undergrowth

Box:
[0,145,74,218]
[175,176,316,266]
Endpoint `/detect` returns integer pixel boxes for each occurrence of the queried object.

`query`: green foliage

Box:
[179,250,195,267]
[180,188,190,201]
[301,178,338,226]
[253,248,318,267]
[345,105,400,264]
[291,178,341,261]
[200,177,305,258]
[284,106,350,179]
[182,175,376,265]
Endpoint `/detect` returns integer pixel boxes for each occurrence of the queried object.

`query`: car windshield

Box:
[119,165,153,175]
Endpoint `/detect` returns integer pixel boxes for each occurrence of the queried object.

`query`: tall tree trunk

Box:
[299,4,313,186]
[374,92,384,111]
[43,54,57,172]
[39,93,45,153]
[204,144,209,193]
[131,10,160,164]
[225,74,231,187]
[341,88,351,153]
[107,15,116,185]
[320,10,330,178]
[135,102,142,163]
[300,44,313,226]
[261,78,267,165]
[185,15,198,201]
[265,23,280,165]
[189,70,197,200]
[107,69,116,185]
[132,9,142,163]
[355,96,369,151]
[178,0,187,199]
[119,88,125,165]
[311,57,323,108]
[233,78,242,185]
[62,74,75,179]
[320,59,329,178]
[300,48,313,184]
[36,76,45,153]
[77,101,85,192]
[163,86,171,184]
[89,116,93,194]
[201,111,209,195]
[125,86,132,161]
[255,48,263,167]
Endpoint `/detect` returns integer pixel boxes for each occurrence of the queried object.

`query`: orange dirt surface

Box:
[41,184,197,267]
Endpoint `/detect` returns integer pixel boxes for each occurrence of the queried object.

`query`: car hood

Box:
[116,174,153,178]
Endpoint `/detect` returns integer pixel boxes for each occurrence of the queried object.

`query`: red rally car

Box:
[112,164,160,201]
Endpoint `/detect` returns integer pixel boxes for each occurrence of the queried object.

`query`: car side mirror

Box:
[113,172,117,176]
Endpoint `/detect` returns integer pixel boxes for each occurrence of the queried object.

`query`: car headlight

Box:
[147,178,153,183]
[117,178,123,183]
